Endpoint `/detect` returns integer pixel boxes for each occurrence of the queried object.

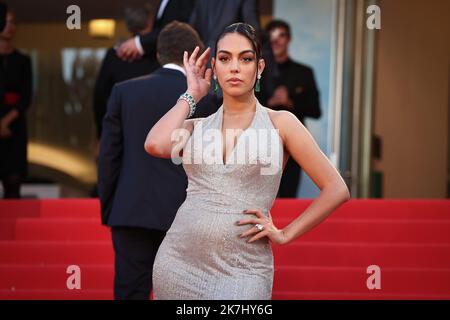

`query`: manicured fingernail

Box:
[235,221,240,225]
[242,210,247,213]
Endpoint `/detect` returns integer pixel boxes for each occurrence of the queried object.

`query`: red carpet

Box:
[0,199,449,300]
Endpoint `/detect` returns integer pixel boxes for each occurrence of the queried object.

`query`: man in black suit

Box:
[117,0,195,62]
[189,0,278,98]
[263,20,322,198]
[116,0,278,100]
[97,21,218,300]
[93,4,159,139]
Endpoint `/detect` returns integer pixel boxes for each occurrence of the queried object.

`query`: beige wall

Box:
[374,0,450,198]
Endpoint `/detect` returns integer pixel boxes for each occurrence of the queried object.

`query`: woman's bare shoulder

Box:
[263,107,304,140]
[263,107,296,121]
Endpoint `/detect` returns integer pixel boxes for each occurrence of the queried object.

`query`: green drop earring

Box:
[255,74,261,93]
[213,75,219,93]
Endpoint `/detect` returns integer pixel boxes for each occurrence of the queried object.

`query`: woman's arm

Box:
[237,109,349,245]
[276,111,350,243]
[144,100,193,158]
[144,46,212,158]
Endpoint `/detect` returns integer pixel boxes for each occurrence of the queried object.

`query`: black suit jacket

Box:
[93,48,159,138]
[259,59,321,125]
[139,0,195,56]
[189,0,261,52]
[98,67,218,229]
[189,0,278,99]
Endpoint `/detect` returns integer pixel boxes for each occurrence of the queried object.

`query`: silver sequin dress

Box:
[153,100,284,300]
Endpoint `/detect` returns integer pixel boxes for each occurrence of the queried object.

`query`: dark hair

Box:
[124,3,152,35]
[214,22,263,61]
[157,21,204,65]
[265,19,291,38]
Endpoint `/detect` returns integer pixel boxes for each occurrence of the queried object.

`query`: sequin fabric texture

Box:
[153,100,284,299]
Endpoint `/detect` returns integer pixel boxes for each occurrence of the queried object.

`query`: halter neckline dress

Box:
[153,100,284,299]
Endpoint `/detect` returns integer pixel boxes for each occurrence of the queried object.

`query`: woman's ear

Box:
[258,58,266,76]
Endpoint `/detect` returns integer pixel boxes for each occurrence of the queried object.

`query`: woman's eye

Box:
[218,56,253,62]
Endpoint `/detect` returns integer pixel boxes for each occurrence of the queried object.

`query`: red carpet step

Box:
[8,217,450,243]
[0,199,449,300]
[1,241,449,268]
[1,264,449,296]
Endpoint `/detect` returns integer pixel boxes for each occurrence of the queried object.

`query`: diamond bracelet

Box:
[178,92,196,119]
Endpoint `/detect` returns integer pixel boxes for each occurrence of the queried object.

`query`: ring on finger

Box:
[255,223,264,231]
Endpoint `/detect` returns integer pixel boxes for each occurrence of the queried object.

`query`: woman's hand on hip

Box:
[236,209,289,245]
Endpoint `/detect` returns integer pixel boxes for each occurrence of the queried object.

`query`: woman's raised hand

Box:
[183,46,213,102]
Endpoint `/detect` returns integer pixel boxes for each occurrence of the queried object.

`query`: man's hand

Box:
[267,86,294,109]
[0,118,12,138]
[116,38,142,62]
[0,109,18,138]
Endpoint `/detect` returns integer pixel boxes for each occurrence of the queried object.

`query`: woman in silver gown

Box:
[145,23,350,300]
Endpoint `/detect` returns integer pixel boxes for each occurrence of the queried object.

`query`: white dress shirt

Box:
[162,63,186,76]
